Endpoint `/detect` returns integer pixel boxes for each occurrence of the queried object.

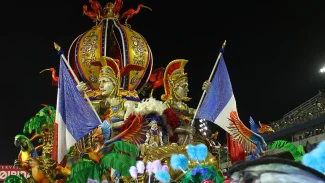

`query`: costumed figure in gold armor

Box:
[161,60,194,122]
[161,59,210,145]
[77,56,143,132]
[161,59,196,145]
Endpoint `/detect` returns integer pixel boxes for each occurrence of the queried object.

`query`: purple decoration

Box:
[191,167,209,176]
[87,178,99,183]
[200,168,208,174]
[146,161,153,183]
[191,168,199,175]
[146,161,153,175]
[152,160,162,173]
[136,161,145,174]
[161,165,169,172]
[129,166,138,179]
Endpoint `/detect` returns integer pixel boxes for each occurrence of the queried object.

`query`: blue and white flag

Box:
[196,55,236,133]
[55,58,100,163]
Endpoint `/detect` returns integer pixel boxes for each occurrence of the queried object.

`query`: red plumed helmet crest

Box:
[161,59,188,101]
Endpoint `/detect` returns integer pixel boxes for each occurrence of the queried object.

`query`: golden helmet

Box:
[161,59,188,101]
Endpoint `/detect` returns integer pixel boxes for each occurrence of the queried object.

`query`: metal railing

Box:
[283,92,324,119]
[269,110,325,132]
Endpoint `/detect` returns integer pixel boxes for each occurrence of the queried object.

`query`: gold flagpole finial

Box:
[222,40,226,49]
[54,42,61,51]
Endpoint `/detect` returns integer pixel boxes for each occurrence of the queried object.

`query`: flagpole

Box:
[191,40,227,126]
[54,42,102,123]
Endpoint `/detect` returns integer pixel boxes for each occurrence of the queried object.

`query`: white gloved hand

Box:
[202,80,211,91]
[77,81,89,93]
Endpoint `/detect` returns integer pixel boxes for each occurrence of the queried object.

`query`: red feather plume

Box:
[119,114,143,141]
[120,64,144,78]
[163,108,181,129]
[107,114,147,146]
[148,67,165,90]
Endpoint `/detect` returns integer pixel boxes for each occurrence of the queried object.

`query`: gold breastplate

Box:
[105,99,126,123]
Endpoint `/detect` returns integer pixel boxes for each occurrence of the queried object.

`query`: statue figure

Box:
[77,56,143,132]
[161,59,209,145]
[161,59,194,125]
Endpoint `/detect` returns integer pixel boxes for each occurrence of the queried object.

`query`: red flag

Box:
[226,133,246,164]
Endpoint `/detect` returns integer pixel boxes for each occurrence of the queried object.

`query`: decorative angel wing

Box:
[119,114,149,146]
[228,111,266,153]
[249,116,259,134]
[120,64,144,78]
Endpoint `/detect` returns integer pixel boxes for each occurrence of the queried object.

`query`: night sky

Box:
[2,0,325,164]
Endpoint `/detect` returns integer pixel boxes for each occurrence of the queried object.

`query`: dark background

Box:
[1,0,325,164]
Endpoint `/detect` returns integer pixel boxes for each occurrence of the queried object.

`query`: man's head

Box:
[150,121,159,130]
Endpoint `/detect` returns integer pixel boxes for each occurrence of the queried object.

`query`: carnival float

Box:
[10,0,325,182]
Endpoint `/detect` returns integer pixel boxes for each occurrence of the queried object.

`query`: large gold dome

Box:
[68,2,153,92]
